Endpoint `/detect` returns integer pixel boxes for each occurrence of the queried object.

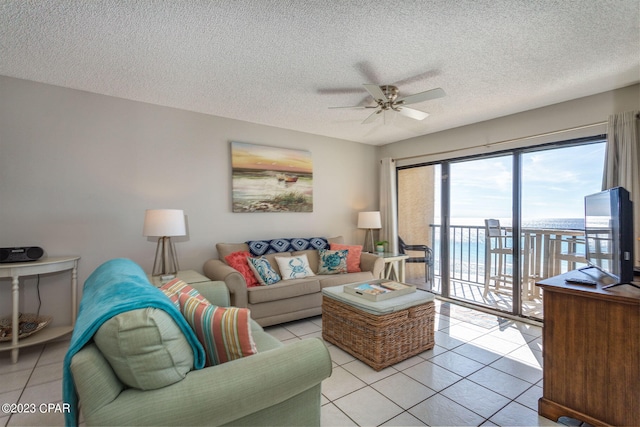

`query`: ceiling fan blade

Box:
[362,84,387,102]
[317,87,367,95]
[362,109,382,124]
[354,61,381,84]
[397,107,430,121]
[328,105,374,109]
[396,88,446,106]
[392,69,440,87]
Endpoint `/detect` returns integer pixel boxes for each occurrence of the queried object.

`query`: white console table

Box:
[0,256,80,363]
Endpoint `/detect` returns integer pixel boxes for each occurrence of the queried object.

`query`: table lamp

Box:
[358,211,381,253]
[143,209,186,277]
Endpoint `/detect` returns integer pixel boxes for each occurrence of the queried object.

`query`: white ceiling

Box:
[1,1,639,146]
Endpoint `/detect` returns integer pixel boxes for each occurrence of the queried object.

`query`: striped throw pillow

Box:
[178,293,257,366]
[159,278,207,308]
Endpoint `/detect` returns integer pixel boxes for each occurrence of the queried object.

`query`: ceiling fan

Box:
[330,84,446,124]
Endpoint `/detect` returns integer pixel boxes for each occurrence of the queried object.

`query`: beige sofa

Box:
[203,237,384,326]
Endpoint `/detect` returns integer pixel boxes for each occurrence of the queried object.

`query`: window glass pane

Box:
[450,156,514,311]
[521,142,606,284]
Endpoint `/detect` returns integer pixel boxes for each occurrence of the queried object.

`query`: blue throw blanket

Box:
[62,258,205,426]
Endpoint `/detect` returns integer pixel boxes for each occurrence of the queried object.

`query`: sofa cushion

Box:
[276,254,315,280]
[247,257,281,285]
[330,243,363,273]
[250,320,283,351]
[317,249,348,275]
[248,278,321,304]
[262,252,288,275]
[179,293,257,366]
[225,251,260,287]
[246,237,329,256]
[93,308,194,390]
[291,249,319,272]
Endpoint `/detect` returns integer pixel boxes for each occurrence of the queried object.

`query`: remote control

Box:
[565,277,597,286]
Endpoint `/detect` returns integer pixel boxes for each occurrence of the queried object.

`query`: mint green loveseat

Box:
[69,276,332,426]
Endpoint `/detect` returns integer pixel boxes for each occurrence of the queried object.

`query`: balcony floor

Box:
[407,276,544,320]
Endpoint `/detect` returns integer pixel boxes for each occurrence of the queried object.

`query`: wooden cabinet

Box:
[536,271,640,426]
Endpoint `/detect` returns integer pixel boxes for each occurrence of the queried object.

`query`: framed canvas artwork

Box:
[231,141,313,212]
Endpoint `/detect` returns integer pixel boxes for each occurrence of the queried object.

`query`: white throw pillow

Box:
[275,254,315,280]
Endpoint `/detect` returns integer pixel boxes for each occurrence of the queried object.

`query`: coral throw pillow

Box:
[159,279,207,308]
[330,243,363,272]
[225,251,260,287]
[179,293,257,366]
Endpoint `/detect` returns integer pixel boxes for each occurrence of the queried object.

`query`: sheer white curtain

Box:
[603,110,640,266]
[380,158,398,253]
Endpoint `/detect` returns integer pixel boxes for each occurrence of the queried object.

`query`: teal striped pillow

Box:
[178,293,257,366]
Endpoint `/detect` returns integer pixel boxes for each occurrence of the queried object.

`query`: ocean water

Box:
[428,218,586,280]
[521,218,584,231]
[446,217,584,230]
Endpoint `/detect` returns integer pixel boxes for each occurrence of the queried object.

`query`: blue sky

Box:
[440,142,606,225]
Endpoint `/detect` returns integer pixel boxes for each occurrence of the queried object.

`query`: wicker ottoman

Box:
[322,283,435,371]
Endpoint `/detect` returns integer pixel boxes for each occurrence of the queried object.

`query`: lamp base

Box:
[151,236,180,277]
[363,229,376,253]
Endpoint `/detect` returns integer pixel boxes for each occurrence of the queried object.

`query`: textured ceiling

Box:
[1,1,639,145]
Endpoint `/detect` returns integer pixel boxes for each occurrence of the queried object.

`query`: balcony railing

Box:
[427,224,587,294]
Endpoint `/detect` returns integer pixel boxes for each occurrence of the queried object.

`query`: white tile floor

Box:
[268,300,559,427]
[0,299,561,426]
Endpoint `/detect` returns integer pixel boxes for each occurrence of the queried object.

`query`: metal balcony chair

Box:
[398,236,434,285]
[483,219,513,297]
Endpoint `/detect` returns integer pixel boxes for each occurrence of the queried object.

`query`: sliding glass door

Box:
[520,142,605,317]
[397,137,606,320]
[398,164,440,291]
[449,155,515,311]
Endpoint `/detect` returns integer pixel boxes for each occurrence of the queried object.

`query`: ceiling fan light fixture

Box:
[331,82,445,125]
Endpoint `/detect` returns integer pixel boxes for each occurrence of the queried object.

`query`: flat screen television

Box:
[582,186,634,287]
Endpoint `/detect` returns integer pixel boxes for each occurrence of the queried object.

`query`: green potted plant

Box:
[375,240,388,253]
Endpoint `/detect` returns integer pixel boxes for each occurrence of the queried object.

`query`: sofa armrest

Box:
[190,280,230,307]
[360,252,384,278]
[83,338,332,426]
[203,259,249,307]
[70,343,125,422]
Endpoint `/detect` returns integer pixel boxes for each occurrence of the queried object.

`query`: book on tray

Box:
[344,280,416,301]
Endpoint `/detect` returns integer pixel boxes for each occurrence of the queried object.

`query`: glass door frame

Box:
[441,153,523,313]
[399,135,606,319]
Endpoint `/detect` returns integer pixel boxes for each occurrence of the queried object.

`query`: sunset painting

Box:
[231,141,313,212]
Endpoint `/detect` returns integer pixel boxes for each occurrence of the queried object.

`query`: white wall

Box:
[380,84,640,166]
[0,76,378,324]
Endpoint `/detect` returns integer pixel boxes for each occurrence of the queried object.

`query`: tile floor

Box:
[0,299,560,427]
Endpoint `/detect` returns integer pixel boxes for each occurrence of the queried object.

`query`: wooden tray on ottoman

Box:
[322,295,435,371]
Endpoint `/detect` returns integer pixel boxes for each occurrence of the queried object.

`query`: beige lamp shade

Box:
[357,211,382,229]
[143,209,186,237]
[357,211,381,253]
